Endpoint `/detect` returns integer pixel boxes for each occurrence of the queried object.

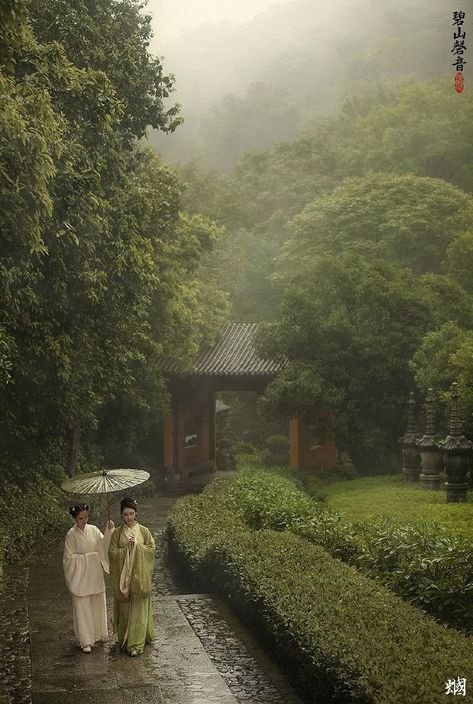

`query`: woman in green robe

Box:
[109,496,156,656]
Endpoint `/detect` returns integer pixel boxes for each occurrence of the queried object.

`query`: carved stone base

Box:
[419,473,441,490]
[445,481,469,503]
[418,447,443,491]
[402,466,420,482]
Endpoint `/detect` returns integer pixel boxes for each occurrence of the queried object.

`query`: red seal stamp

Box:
[455,71,464,93]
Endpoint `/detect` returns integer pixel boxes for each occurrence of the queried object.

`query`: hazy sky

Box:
[146,0,292,44]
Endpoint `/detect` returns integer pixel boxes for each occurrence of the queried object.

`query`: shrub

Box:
[261,434,289,467]
[306,456,360,500]
[235,451,263,468]
[0,476,70,563]
[168,486,473,704]
[226,468,361,560]
[311,456,360,484]
[166,480,247,570]
[225,468,314,530]
[232,440,256,454]
[354,519,473,630]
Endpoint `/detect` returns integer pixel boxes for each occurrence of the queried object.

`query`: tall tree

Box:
[0,0,224,478]
[260,255,439,468]
[30,0,181,141]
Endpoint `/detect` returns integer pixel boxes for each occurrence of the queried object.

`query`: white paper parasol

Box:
[61,468,150,518]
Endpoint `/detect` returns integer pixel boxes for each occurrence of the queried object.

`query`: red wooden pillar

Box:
[208,393,216,469]
[163,410,174,469]
[289,417,300,470]
[290,416,337,471]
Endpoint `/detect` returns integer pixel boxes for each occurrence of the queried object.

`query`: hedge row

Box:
[0,476,70,568]
[167,482,473,704]
[224,469,473,632]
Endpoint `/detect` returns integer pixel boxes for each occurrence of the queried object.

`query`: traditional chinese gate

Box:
[161,323,336,491]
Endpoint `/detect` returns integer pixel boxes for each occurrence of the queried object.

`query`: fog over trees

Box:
[148,0,460,170]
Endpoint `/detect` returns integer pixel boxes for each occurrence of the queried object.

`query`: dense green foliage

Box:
[410,322,473,439]
[280,174,473,276]
[258,175,473,465]
[30,0,182,140]
[0,477,70,564]
[168,480,473,704]
[0,0,226,542]
[261,435,290,467]
[177,75,473,467]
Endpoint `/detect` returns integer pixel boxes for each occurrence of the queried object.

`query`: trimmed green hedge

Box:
[224,469,473,632]
[167,482,473,704]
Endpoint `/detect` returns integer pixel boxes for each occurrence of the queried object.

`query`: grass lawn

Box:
[314,474,473,541]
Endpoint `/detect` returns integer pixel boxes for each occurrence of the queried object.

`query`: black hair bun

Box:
[120,496,138,513]
[69,503,89,518]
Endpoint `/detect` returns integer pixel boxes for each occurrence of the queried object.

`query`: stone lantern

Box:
[439,382,472,503]
[400,391,420,482]
[416,388,443,490]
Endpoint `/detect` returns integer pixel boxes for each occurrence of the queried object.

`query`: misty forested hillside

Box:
[175,63,473,466]
[181,77,473,319]
[147,0,472,468]
[149,0,456,170]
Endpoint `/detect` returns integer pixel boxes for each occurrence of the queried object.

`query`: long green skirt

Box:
[113,595,154,654]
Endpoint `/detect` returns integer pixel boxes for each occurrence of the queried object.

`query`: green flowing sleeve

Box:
[109,525,127,600]
[130,526,156,597]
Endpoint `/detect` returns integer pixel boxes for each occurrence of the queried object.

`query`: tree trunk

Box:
[66,419,81,477]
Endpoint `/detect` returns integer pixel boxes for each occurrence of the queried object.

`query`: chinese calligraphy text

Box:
[452,10,467,92]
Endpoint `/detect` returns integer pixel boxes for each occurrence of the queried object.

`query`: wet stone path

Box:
[0,495,304,704]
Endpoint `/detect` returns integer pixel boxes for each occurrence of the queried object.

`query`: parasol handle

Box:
[103,470,111,523]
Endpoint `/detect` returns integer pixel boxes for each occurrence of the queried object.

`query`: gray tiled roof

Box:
[162,323,284,377]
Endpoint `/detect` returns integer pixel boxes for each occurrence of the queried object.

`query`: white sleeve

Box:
[63,530,104,596]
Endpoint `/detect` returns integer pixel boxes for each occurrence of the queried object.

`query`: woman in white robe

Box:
[63,503,114,653]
